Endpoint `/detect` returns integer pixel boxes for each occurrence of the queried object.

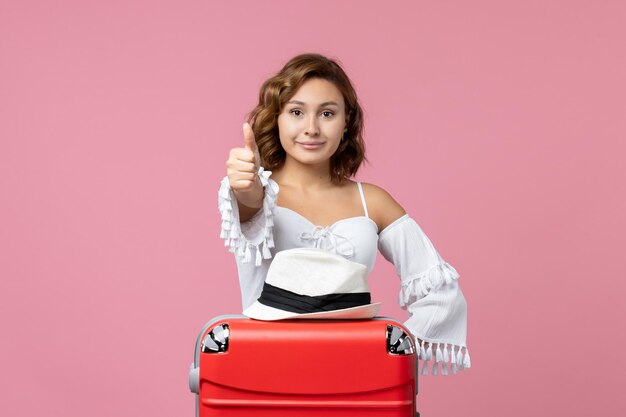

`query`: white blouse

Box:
[218,167,470,375]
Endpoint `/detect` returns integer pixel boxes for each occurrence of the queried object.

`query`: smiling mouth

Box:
[297,142,325,149]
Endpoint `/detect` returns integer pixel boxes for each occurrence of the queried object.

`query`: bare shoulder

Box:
[360,182,407,233]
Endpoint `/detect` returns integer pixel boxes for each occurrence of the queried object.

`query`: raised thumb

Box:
[242,122,257,152]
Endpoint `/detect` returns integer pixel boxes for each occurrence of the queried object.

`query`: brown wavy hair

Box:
[247,53,367,184]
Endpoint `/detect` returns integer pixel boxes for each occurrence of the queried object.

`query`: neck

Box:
[272,157,333,191]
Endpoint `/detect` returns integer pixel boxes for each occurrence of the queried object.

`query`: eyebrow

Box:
[286,100,340,107]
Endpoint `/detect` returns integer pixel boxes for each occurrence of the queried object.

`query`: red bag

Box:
[189,315,419,416]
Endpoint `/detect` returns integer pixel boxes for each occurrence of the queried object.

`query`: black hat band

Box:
[257,282,371,314]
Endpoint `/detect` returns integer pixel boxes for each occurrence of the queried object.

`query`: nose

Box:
[304,115,319,136]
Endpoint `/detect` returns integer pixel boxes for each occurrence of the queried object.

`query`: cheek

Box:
[327,121,345,138]
[277,116,295,136]
[278,134,289,149]
[277,120,292,148]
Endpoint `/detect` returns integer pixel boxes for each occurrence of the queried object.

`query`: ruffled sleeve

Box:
[378,214,470,376]
[218,167,279,266]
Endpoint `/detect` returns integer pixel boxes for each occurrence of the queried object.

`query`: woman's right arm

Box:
[219,122,279,266]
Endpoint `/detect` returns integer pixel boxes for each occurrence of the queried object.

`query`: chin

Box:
[297,158,327,166]
[292,154,330,166]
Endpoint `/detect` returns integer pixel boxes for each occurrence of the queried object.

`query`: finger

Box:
[227,160,256,174]
[230,171,257,183]
[229,147,255,163]
[242,122,258,152]
[229,176,257,190]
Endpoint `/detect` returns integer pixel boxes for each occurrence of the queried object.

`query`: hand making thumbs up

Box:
[226,122,264,210]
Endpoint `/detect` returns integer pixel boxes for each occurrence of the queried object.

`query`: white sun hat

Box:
[243,247,381,321]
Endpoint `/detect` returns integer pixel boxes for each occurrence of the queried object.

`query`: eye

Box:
[321,111,334,117]
[290,109,303,116]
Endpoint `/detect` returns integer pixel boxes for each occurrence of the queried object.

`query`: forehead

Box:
[287,78,344,106]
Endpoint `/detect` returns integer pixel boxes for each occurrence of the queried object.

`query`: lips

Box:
[297,141,325,150]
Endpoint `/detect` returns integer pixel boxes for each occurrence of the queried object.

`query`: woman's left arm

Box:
[366,184,470,376]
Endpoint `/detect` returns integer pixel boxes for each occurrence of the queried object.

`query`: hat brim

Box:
[242,301,381,321]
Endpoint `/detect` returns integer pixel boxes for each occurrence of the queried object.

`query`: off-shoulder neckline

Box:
[276,206,379,233]
[377,214,411,239]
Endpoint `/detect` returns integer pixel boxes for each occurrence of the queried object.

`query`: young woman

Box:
[219,53,470,375]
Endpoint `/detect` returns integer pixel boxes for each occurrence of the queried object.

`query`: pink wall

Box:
[1,0,624,415]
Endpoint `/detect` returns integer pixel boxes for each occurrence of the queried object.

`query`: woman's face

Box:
[277,78,348,168]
